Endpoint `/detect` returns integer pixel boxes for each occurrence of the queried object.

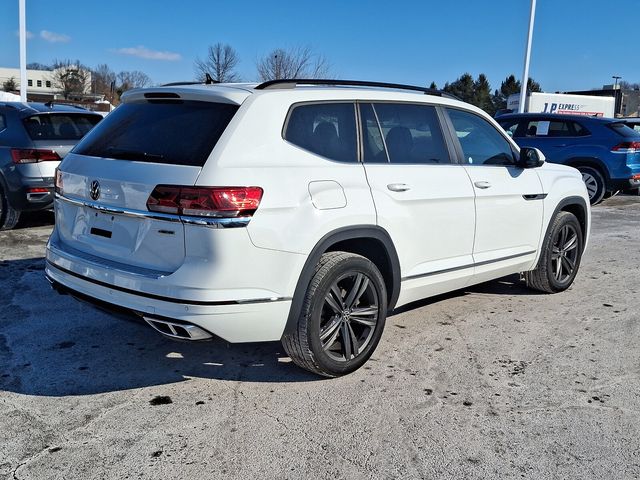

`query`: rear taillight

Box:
[11,148,61,164]
[612,141,640,153]
[146,186,263,217]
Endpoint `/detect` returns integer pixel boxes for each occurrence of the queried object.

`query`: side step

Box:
[144,316,213,341]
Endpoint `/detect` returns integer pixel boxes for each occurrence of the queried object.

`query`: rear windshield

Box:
[609,122,640,138]
[74,100,238,166]
[23,113,101,140]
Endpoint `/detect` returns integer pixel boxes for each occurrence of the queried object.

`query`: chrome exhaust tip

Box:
[143,316,213,341]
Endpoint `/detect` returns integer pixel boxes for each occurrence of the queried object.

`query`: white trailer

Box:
[507,92,615,117]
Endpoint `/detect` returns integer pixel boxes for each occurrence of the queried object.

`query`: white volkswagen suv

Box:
[45,79,590,377]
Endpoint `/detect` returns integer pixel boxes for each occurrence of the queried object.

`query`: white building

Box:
[0,66,92,100]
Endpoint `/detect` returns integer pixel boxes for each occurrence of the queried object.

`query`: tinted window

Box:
[609,122,640,138]
[23,114,101,140]
[284,103,357,163]
[0,115,5,132]
[447,108,515,166]
[573,122,590,136]
[360,103,387,163]
[75,101,238,166]
[372,103,450,164]
[499,120,519,138]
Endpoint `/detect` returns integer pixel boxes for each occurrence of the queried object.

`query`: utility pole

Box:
[518,0,537,113]
[612,75,621,116]
[19,0,27,102]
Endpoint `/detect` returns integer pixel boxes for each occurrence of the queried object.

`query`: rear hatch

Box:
[609,121,640,168]
[21,112,102,178]
[55,97,240,272]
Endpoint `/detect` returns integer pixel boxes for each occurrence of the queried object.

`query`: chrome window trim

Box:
[55,193,251,228]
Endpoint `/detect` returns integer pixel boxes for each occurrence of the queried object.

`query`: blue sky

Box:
[1,0,636,92]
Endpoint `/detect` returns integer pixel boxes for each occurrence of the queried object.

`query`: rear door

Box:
[445,108,544,282]
[359,102,476,306]
[55,99,239,272]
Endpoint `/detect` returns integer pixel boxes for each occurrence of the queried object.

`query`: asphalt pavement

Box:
[1,196,639,479]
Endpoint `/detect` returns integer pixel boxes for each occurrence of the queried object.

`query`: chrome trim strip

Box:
[46,260,292,306]
[401,250,536,282]
[55,193,251,228]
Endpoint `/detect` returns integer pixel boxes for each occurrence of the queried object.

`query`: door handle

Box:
[387,183,411,192]
[473,181,492,189]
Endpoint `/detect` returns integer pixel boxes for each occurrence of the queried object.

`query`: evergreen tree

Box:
[443,73,475,103]
[473,74,494,114]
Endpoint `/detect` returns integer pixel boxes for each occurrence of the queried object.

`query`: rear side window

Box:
[371,103,450,164]
[284,103,357,163]
[23,114,101,140]
[0,114,5,132]
[74,101,238,166]
[447,108,515,166]
[609,122,640,138]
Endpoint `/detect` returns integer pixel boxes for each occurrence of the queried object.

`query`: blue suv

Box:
[497,113,640,204]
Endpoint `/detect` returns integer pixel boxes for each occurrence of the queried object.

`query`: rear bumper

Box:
[45,227,304,343]
[45,259,292,343]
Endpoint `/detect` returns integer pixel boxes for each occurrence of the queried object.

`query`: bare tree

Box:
[50,59,91,99]
[92,63,116,97]
[194,43,240,83]
[256,46,331,81]
[116,70,151,91]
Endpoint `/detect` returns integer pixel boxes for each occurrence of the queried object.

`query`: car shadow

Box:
[1,259,542,397]
[0,258,320,397]
[14,210,55,229]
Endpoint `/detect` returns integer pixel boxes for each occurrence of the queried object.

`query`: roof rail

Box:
[163,73,219,87]
[254,79,461,100]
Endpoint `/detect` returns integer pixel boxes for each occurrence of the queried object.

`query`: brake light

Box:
[612,141,640,153]
[11,148,61,164]
[146,186,263,217]
[27,187,49,193]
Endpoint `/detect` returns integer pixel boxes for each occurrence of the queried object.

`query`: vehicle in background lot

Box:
[0,102,103,230]
[497,113,640,204]
[46,79,590,377]
[507,92,615,118]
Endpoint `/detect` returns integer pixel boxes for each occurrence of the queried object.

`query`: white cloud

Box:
[113,45,181,61]
[40,30,71,43]
[15,30,34,39]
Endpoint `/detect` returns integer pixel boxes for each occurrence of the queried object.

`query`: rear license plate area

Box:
[90,227,112,238]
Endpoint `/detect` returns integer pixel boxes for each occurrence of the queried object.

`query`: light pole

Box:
[612,75,621,116]
[19,0,27,102]
[518,0,537,113]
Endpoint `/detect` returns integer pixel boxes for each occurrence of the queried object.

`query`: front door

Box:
[445,108,544,283]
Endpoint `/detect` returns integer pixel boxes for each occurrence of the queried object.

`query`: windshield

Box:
[23,113,102,140]
[73,100,239,166]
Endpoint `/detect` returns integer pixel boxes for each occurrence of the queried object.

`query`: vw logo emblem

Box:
[89,180,101,201]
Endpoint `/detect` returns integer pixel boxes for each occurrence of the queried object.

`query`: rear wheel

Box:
[282,252,387,377]
[577,166,605,205]
[0,184,20,231]
[525,211,583,293]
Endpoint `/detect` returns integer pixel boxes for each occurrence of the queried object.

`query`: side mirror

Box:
[518,147,545,168]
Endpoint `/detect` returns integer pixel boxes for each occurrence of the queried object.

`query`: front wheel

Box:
[525,211,584,293]
[282,252,388,377]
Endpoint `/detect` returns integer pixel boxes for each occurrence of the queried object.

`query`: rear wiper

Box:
[105,147,164,161]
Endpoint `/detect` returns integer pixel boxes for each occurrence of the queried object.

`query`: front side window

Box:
[284,103,357,163]
[371,103,450,164]
[447,108,515,166]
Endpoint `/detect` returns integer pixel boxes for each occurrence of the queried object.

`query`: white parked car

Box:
[46,79,591,377]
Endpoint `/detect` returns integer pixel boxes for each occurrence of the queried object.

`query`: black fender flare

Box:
[565,157,610,182]
[283,225,401,336]
[540,196,589,254]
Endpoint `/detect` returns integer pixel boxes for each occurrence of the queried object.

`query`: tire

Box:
[577,166,605,205]
[282,251,388,377]
[525,211,584,294]
[0,184,20,231]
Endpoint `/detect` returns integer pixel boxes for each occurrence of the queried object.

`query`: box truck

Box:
[507,92,615,117]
